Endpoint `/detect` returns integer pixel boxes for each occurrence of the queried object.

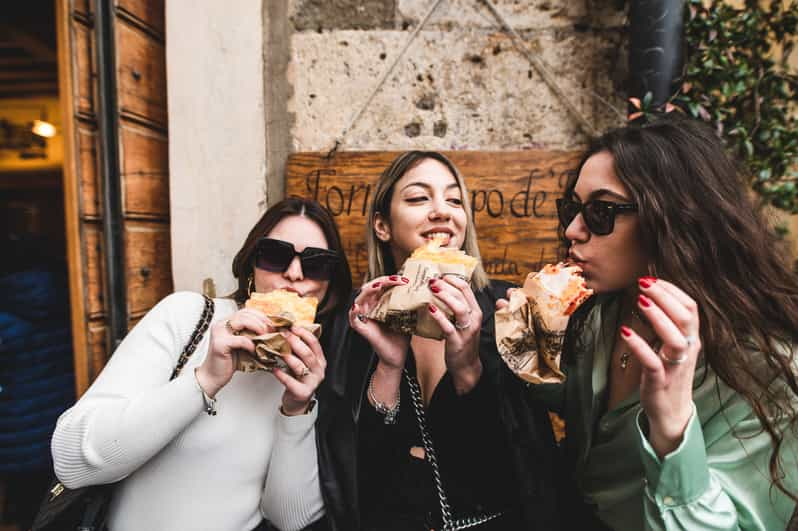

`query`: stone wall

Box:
[280,0,628,156]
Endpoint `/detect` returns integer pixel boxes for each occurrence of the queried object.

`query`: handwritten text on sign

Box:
[286,151,581,285]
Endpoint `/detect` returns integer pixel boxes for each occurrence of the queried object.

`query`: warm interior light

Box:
[31,120,56,138]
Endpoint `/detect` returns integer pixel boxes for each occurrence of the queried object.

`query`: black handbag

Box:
[30,294,215,531]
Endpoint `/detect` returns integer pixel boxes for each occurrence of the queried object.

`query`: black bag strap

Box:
[31,294,215,531]
[170,294,215,380]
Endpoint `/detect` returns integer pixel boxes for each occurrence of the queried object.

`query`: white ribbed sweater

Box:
[51,292,324,531]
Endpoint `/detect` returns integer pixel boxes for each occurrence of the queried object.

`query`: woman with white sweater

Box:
[51,197,351,531]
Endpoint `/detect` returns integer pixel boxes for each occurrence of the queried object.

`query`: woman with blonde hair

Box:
[316,151,563,530]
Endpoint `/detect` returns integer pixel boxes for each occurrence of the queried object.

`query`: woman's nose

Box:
[428,197,452,220]
[564,213,589,243]
[283,256,304,281]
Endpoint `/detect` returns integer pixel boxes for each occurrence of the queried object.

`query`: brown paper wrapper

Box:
[495,289,567,384]
[235,315,321,373]
[367,258,474,340]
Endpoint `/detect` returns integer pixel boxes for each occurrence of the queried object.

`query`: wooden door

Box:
[57,0,171,397]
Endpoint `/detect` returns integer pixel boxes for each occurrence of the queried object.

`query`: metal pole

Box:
[95,0,127,349]
[629,0,685,109]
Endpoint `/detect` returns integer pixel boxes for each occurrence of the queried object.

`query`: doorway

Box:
[0,2,71,529]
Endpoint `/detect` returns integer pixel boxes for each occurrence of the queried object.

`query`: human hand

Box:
[197,308,270,397]
[273,325,327,416]
[427,275,484,393]
[349,276,411,371]
[621,277,702,458]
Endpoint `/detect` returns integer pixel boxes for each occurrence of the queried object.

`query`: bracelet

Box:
[194,368,218,416]
[368,370,400,425]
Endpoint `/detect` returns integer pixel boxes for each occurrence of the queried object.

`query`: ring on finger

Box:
[225,319,240,336]
[684,334,698,347]
[356,313,367,323]
[300,366,310,378]
[454,318,471,331]
[660,350,689,365]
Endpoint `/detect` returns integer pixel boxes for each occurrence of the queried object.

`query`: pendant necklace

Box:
[619,309,646,371]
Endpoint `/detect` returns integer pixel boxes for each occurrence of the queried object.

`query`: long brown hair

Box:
[365,151,489,290]
[565,114,798,500]
[230,197,352,320]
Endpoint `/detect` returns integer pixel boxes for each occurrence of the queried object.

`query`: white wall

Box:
[166,0,267,295]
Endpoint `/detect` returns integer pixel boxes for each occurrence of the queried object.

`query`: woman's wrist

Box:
[194,364,225,398]
[281,397,316,416]
[450,358,482,395]
[646,406,693,459]
[371,362,402,406]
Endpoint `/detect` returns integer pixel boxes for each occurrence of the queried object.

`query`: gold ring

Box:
[300,367,310,378]
[225,319,239,336]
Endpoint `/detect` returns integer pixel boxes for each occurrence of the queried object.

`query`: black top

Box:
[358,353,520,530]
[316,280,565,531]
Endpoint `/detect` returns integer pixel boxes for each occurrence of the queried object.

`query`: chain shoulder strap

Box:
[170,294,214,381]
[404,370,503,531]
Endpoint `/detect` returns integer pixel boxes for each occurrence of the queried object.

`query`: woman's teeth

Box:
[425,232,451,244]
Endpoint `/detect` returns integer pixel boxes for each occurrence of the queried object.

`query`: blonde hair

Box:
[365,151,489,291]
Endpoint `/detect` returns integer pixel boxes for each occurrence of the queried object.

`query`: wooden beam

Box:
[0,70,58,80]
[0,24,57,62]
[57,0,92,397]
[0,82,59,94]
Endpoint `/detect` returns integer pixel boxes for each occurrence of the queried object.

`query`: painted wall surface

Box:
[167,0,268,295]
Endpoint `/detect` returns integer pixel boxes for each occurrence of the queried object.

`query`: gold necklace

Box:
[619,309,646,371]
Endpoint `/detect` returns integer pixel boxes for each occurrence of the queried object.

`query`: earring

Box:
[247,274,255,296]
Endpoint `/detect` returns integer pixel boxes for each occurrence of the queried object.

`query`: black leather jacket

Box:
[316,281,564,531]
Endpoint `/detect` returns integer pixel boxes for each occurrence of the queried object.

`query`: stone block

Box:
[290,0,396,31]
[289,27,626,152]
[396,0,625,30]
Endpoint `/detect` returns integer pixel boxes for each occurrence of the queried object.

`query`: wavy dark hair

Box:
[230,197,352,321]
[564,114,798,500]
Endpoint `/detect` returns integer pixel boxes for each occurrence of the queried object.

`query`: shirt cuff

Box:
[636,403,710,507]
[275,402,318,439]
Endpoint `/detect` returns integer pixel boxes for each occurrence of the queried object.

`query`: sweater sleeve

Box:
[51,292,211,488]
[260,407,326,531]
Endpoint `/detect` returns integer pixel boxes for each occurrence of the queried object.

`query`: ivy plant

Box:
[632,0,798,214]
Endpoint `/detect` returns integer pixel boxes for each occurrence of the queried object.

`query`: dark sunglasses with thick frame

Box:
[556,197,638,236]
[254,237,340,281]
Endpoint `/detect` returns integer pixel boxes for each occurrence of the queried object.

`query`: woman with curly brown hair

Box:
[547,114,798,530]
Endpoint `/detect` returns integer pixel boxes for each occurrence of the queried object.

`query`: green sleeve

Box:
[636,404,740,530]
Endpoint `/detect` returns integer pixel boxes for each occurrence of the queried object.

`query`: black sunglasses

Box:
[556,197,638,236]
[254,238,340,281]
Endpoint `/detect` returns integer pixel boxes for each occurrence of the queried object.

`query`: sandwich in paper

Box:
[367,238,479,340]
[495,263,593,384]
[236,289,321,373]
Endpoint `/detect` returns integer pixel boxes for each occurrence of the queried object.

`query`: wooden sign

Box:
[286,151,581,286]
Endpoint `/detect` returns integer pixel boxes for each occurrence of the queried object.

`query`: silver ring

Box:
[356,313,367,323]
[660,351,689,365]
[225,319,239,336]
[684,334,697,347]
[454,319,471,331]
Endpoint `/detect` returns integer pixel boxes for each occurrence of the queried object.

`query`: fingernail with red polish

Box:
[389,275,398,281]
[638,294,651,308]
[430,286,441,293]
[401,277,409,283]
[428,278,436,285]
[641,276,657,283]
[373,282,381,288]
[639,278,652,289]
[620,326,632,338]
[428,304,437,313]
